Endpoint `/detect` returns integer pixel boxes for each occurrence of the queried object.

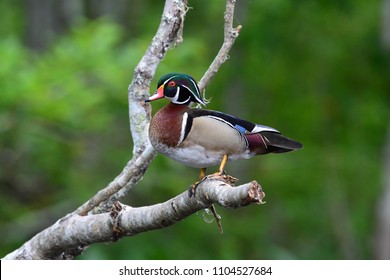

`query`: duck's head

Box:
[145,73,206,106]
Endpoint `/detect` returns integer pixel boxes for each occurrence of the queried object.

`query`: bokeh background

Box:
[1,0,390,259]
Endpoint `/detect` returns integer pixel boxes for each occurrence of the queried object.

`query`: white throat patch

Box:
[169,87,191,104]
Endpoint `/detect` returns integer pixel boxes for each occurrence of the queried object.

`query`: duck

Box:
[145,73,302,196]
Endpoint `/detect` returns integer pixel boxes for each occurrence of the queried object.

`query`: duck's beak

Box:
[145,84,165,103]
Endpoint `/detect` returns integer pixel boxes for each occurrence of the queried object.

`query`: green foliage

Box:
[1,0,389,259]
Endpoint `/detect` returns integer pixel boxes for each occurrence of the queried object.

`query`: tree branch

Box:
[74,144,155,216]
[198,0,242,91]
[3,178,264,259]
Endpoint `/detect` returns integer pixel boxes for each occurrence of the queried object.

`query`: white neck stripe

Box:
[181,84,204,105]
[177,112,189,145]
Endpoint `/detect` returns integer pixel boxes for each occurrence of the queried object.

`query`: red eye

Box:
[167,81,176,87]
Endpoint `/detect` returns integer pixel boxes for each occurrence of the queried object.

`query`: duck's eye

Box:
[167,81,176,87]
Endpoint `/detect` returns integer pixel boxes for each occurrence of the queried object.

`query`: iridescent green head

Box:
[146,73,206,106]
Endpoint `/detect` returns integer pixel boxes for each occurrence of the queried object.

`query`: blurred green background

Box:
[1,0,389,259]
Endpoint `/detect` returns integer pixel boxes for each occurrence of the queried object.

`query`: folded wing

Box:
[190,108,303,155]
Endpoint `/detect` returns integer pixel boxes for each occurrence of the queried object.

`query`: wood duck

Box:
[146,73,302,195]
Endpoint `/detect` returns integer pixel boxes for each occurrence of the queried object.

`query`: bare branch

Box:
[3,178,265,260]
[74,145,155,215]
[198,0,242,91]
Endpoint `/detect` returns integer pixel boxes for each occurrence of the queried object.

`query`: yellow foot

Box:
[189,155,232,197]
[188,172,239,197]
[188,177,206,197]
[205,172,238,186]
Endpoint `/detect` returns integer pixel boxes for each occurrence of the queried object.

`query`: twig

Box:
[198,0,242,91]
[3,179,264,259]
[208,204,224,234]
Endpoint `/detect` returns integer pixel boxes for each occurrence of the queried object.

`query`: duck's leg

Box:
[188,155,230,197]
[204,154,229,178]
[199,167,206,179]
[188,168,207,197]
[217,154,228,175]
[210,154,238,185]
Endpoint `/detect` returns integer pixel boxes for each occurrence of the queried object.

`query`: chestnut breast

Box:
[149,104,188,148]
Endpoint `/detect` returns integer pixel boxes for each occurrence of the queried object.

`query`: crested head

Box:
[145,73,206,106]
